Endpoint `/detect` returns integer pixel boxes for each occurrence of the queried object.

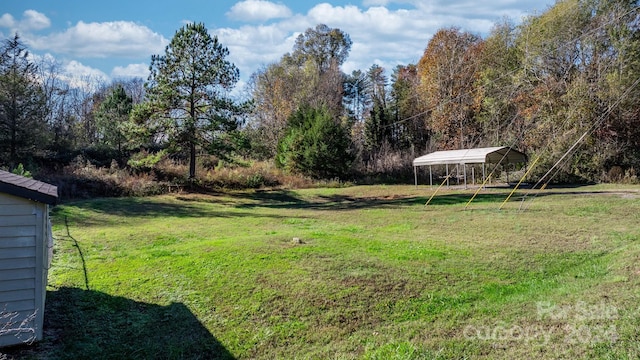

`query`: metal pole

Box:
[482,163,486,189]
[446,164,450,187]
[463,164,467,189]
[414,166,418,188]
[472,166,475,186]
[429,165,433,187]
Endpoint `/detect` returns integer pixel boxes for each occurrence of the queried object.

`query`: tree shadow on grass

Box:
[231,188,551,210]
[65,190,423,214]
[233,190,428,211]
[52,197,289,226]
[227,189,508,211]
[423,192,510,206]
[422,186,638,207]
[231,186,632,211]
[2,287,235,360]
[54,186,635,221]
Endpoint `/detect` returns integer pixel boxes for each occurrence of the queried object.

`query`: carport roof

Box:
[413,147,527,167]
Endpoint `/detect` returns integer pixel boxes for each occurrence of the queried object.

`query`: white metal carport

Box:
[412,146,528,187]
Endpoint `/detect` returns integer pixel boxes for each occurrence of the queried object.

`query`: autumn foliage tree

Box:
[418,27,484,150]
[505,0,640,180]
[249,24,351,157]
[476,19,523,146]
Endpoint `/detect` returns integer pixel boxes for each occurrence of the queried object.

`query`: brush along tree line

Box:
[0,0,639,185]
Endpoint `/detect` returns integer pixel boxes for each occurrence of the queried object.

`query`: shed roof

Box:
[413,146,527,167]
[0,170,58,205]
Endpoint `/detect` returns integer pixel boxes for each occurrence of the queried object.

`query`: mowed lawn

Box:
[11,185,640,359]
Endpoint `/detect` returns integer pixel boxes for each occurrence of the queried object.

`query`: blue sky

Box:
[1,0,553,90]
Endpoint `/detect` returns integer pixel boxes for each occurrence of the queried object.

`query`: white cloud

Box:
[213,23,299,78]
[111,63,149,79]
[227,0,293,22]
[29,21,168,58]
[214,3,436,79]
[362,0,390,6]
[415,0,547,22]
[300,4,434,73]
[0,10,50,32]
[293,1,542,75]
[0,13,16,28]
[61,60,110,90]
[22,10,51,30]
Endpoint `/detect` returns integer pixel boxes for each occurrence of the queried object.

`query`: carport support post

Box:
[472,166,475,186]
[414,166,417,188]
[482,163,486,189]
[429,165,433,187]
[446,164,450,187]
[463,164,467,189]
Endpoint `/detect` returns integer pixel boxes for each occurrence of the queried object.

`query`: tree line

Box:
[1,0,639,187]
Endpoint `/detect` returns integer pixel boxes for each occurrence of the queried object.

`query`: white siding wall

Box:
[0,193,45,347]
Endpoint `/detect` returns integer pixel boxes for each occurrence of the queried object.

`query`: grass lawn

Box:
[4,184,640,359]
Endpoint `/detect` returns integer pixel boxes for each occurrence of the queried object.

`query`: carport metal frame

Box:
[412,147,528,187]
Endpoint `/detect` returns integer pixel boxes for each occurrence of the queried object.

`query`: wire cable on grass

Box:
[425,174,452,207]
[55,216,90,290]
[499,154,541,210]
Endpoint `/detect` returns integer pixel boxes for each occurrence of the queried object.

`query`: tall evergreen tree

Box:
[142,22,241,179]
[0,34,47,168]
[343,70,368,122]
[364,96,391,150]
[95,85,133,154]
[363,64,392,150]
[390,64,428,150]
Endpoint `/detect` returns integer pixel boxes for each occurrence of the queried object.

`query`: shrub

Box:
[276,105,353,180]
[127,150,168,172]
[11,163,32,178]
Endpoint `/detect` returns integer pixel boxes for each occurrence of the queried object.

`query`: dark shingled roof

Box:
[0,169,58,205]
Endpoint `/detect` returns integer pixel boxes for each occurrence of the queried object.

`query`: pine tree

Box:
[142,23,241,179]
[0,34,47,168]
[95,85,133,154]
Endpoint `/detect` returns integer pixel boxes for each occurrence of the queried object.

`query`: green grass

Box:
[4,185,640,359]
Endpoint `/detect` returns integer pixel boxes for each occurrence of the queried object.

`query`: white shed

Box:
[0,170,57,347]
